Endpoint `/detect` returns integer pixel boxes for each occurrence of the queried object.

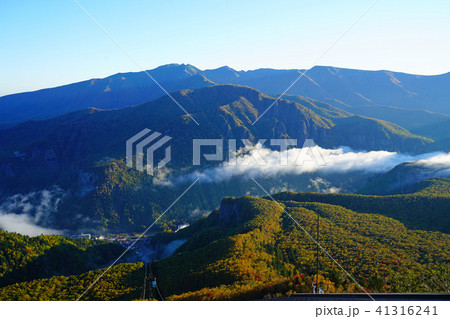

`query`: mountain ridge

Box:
[0,84,435,233]
[0,64,214,128]
[2,63,450,129]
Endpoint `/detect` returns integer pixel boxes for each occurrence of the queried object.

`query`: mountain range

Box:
[0,84,434,190]
[0,64,212,128]
[0,64,449,234]
[0,63,449,301]
[1,64,450,129]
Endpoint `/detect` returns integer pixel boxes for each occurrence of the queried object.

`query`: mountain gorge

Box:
[0,63,449,301]
[0,83,439,233]
[1,178,448,300]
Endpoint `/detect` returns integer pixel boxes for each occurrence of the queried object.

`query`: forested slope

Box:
[0,262,144,301]
[153,194,449,300]
[0,230,125,287]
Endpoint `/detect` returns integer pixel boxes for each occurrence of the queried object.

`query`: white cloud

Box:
[308,177,341,193]
[189,208,211,218]
[164,146,450,185]
[0,213,61,236]
[416,152,450,172]
[0,186,65,236]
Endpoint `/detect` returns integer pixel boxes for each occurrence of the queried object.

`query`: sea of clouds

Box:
[3,146,450,236]
[160,145,450,185]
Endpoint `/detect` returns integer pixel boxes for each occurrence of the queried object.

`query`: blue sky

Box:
[1,0,450,96]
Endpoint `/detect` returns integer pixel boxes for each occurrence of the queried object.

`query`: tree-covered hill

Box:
[359,159,450,195]
[406,177,450,196]
[152,195,449,300]
[272,189,450,234]
[0,262,144,301]
[0,230,125,287]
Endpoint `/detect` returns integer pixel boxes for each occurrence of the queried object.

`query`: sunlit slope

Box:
[153,194,449,300]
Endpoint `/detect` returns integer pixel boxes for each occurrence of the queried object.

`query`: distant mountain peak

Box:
[2,63,450,130]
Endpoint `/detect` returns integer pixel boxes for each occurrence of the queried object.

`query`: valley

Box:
[0,178,448,300]
[0,64,449,301]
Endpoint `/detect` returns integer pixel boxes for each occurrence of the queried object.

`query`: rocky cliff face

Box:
[218,197,259,228]
[218,197,241,227]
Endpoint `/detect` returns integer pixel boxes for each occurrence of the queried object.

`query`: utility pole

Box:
[316,213,319,293]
